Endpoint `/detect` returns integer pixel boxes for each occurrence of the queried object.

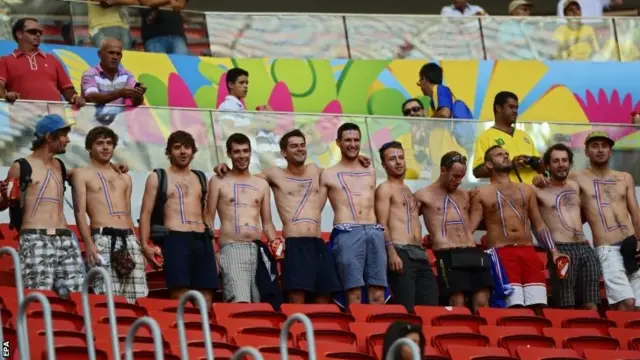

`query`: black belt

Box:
[91,227,134,237]
[21,228,72,237]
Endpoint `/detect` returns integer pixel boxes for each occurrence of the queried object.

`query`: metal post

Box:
[124,317,164,360]
[230,347,264,360]
[176,290,214,360]
[82,267,120,360]
[16,292,56,360]
[280,313,316,360]
[0,247,26,359]
[384,338,422,360]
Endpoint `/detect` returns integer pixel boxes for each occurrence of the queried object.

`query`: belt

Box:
[21,228,72,237]
[91,227,134,237]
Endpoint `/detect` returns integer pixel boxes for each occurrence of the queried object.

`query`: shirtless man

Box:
[469,145,566,311]
[206,133,279,303]
[414,151,493,312]
[213,129,361,303]
[375,141,438,311]
[0,114,85,295]
[532,143,600,310]
[321,122,385,305]
[139,130,217,306]
[72,126,148,303]
[534,132,640,311]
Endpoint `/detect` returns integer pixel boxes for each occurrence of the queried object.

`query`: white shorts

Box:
[596,246,640,306]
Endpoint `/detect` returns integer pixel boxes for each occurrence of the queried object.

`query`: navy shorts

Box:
[160,230,218,291]
[282,237,341,295]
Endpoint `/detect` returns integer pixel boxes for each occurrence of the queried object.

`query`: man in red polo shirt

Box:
[0,18,85,106]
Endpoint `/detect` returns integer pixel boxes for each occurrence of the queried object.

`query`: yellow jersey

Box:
[472,127,540,184]
[88,4,129,36]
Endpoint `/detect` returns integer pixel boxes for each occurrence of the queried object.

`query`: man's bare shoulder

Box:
[475,185,495,201]
[567,179,580,191]
[454,187,471,201]
[414,184,436,203]
[251,175,270,190]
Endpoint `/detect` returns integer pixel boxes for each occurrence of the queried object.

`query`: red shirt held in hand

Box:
[0,49,74,101]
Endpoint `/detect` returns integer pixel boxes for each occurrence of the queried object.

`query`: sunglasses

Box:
[403,106,423,116]
[24,28,43,36]
[444,154,467,167]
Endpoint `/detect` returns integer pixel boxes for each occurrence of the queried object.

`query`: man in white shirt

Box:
[218,67,248,111]
[441,0,487,16]
[557,0,622,17]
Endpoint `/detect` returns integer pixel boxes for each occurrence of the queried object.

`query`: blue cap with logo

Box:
[34,114,76,138]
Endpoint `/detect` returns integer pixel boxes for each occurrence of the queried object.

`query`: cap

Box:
[584,130,615,147]
[34,114,75,138]
[508,0,532,14]
[563,0,580,10]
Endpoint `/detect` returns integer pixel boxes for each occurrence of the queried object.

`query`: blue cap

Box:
[34,114,76,137]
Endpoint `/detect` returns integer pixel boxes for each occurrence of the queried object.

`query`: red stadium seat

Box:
[348,322,390,354]
[219,318,280,339]
[300,340,375,360]
[447,345,514,360]
[610,328,640,350]
[478,307,551,333]
[349,304,421,324]
[432,332,489,357]
[213,303,285,326]
[607,310,640,329]
[543,308,615,335]
[517,347,582,360]
[415,306,485,331]
[583,349,640,360]
[544,327,619,357]
[163,321,227,344]
[479,325,554,356]
[281,303,354,330]
[297,328,356,347]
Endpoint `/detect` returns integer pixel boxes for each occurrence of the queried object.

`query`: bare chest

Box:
[538,188,580,210]
[486,187,528,215]
[28,168,64,196]
[167,178,203,201]
[276,177,320,201]
[220,182,262,207]
[432,193,469,216]
[329,171,375,195]
[580,177,626,206]
[86,173,127,194]
[391,188,420,214]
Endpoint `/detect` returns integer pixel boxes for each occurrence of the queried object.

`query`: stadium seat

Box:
[45,345,110,360]
[349,322,390,354]
[543,327,619,357]
[517,347,582,360]
[148,311,209,329]
[447,345,514,360]
[297,328,356,347]
[543,308,615,335]
[219,318,280,339]
[349,304,422,324]
[136,298,183,313]
[479,325,554,353]
[372,343,447,360]
[120,350,179,360]
[478,307,551,333]
[415,306,485,331]
[163,321,227,344]
[261,347,307,360]
[26,310,84,332]
[213,303,285,326]
[281,303,354,330]
[187,341,238,359]
[69,293,129,309]
[607,310,640,329]
[583,349,640,360]
[299,340,375,360]
[610,328,640,350]
[86,303,149,322]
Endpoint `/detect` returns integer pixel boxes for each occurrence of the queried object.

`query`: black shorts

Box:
[281,237,341,294]
[434,246,493,297]
[160,230,218,291]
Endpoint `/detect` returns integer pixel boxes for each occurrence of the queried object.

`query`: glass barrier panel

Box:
[0,102,216,171]
[205,14,349,58]
[68,0,210,55]
[613,18,640,62]
[5,1,74,46]
[482,16,619,61]
[211,110,371,174]
[344,16,484,60]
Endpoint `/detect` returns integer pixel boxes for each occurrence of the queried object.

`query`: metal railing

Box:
[82,267,120,360]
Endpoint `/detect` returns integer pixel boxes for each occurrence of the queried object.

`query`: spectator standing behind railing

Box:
[138,0,189,55]
[472,91,544,184]
[553,0,600,61]
[88,0,138,50]
[81,38,146,106]
[557,0,622,17]
[508,0,532,15]
[0,18,85,107]
[440,0,487,16]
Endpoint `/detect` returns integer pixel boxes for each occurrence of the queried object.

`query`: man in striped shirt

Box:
[81,38,145,106]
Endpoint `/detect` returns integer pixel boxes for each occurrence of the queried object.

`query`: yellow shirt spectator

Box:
[552,23,599,60]
[472,127,540,184]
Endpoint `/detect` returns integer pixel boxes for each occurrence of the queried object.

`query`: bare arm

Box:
[318,169,329,211]
[205,176,220,232]
[0,163,20,211]
[138,0,171,7]
[110,0,141,5]
[468,190,484,232]
[138,173,158,249]
[375,185,396,253]
[169,0,186,10]
[527,186,557,252]
[125,175,135,229]
[71,171,94,247]
[260,184,278,243]
[83,89,125,105]
[624,173,640,239]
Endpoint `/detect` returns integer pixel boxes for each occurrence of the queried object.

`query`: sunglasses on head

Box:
[445,154,467,167]
[403,106,423,116]
[24,28,42,36]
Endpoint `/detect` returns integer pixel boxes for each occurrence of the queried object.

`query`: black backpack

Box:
[9,158,68,231]
[149,168,208,228]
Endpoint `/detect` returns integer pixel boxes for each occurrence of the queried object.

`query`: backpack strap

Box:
[54,158,68,193]
[191,169,207,211]
[16,158,32,207]
[150,168,168,226]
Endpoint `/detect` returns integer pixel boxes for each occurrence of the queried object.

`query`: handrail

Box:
[280,313,316,360]
[384,338,422,360]
[16,292,56,360]
[82,267,120,360]
[0,247,26,359]
[230,347,264,360]
[124,317,165,360]
[176,290,214,360]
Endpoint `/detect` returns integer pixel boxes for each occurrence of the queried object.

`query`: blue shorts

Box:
[330,224,387,290]
[159,230,218,291]
[282,237,341,295]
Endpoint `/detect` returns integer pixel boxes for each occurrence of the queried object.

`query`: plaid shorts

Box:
[19,229,85,295]
[90,228,148,303]
[555,242,602,307]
